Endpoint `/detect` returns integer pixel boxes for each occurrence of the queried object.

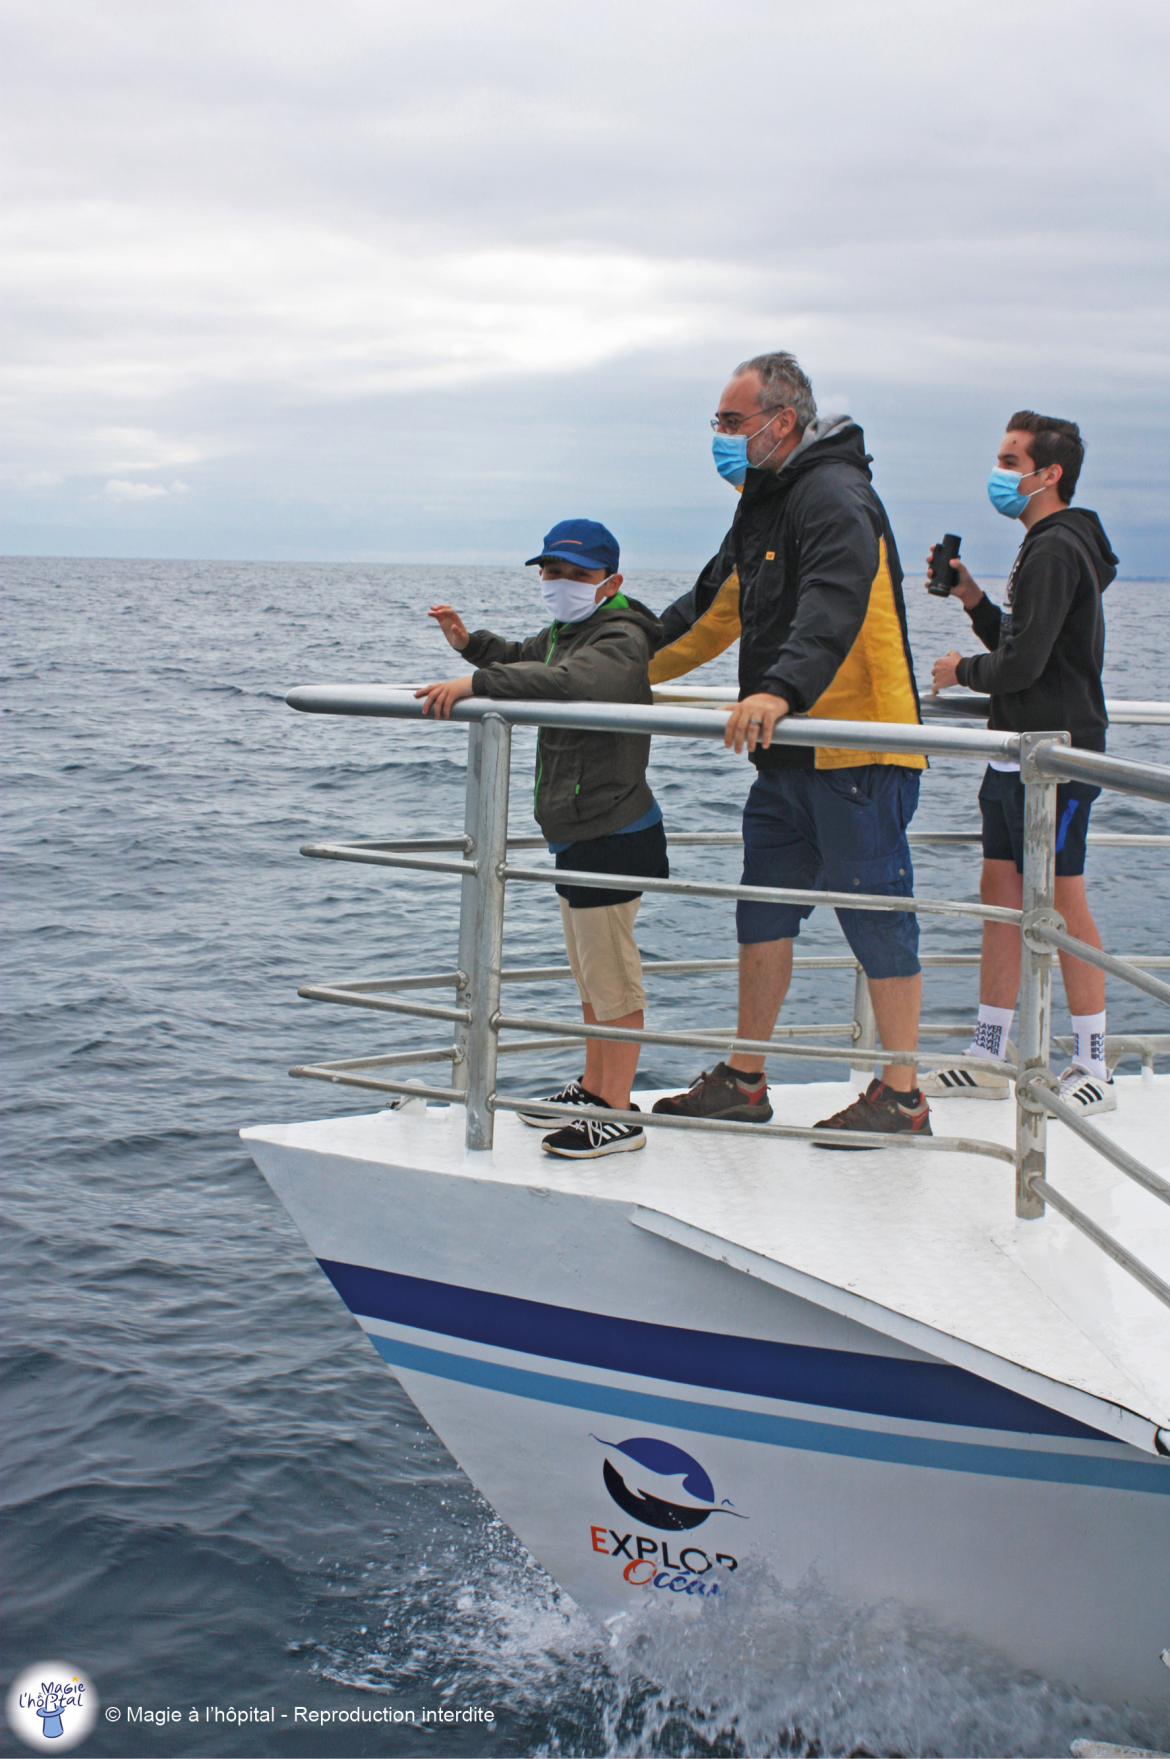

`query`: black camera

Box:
[928,534,962,597]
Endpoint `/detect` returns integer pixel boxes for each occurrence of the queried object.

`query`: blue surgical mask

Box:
[712,414,792,486]
[987,466,1044,519]
[712,433,749,486]
[540,574,608,624]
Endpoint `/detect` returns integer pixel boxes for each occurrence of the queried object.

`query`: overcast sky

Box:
[4,0,1168,574]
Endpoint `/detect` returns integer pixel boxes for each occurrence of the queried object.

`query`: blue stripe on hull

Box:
[319,1259,1110,1442]
[370,1332,1170,1496]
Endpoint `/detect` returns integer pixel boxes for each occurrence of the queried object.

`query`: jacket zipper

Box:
[533,622,560,818]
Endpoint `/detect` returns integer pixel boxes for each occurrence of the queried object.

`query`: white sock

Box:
[969,1004,1014,1062]
[1071,1011,1108,1080]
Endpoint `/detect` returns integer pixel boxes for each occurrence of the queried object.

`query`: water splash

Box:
[591,1561,1167,1757]
[321,1516,1167,1758]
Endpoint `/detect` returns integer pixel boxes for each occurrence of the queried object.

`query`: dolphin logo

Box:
[594,1435,747,1531]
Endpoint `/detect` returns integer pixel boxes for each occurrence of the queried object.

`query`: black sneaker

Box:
[652,1062,773,1123]
[541,1113,647,1159]
[813,1078,932,1146]
[517,1078,600,1127]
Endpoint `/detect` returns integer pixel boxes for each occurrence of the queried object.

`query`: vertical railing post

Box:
[451,721,484,1094]
[850,964,878,1075]
[1014,731,1069,1218]
[464,714,511,1151]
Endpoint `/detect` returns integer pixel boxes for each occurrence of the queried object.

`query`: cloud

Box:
[103,479,190,501]
[95,428,207,470]
[2,0,1167,565]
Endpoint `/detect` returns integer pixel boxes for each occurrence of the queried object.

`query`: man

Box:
[651,352,930,1137]
[924,413,1119,1114]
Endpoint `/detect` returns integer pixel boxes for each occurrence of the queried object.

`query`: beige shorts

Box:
[559,897,645,1022]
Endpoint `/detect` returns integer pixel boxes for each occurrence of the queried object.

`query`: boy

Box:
[925,412,1119,1114]
[416,519,667,1158]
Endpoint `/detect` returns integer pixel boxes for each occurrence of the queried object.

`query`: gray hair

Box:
[734,351,817,431]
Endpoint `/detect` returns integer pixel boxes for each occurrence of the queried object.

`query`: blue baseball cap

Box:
[525,518,619,573]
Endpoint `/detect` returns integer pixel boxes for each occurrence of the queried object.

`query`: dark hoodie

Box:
[655,418,923,771]
[955,508,1117,751]
[464,594,664,842]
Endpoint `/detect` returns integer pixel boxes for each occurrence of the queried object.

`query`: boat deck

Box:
[244,1073,1170,1437]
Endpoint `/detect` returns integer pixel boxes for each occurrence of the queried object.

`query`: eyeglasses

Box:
[710,403,790,435]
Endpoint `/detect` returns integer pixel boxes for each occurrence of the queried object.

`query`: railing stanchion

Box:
[851,965,878,1075]
[452,722,484,1094]
[1015,732,1069,1218]
[464,715,511,1149]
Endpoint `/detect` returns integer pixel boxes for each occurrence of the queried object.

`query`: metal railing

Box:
[285,686,1170,1311]
[653,682,1170,728]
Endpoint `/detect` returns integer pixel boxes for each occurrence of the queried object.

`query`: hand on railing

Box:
[930,652,963,694]
[724,691,791,754]
[416,676,475,718]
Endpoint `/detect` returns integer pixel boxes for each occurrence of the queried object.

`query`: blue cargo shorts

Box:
[737,765,921,979]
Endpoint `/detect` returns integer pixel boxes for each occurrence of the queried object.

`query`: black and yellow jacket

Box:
[652,418,924,771]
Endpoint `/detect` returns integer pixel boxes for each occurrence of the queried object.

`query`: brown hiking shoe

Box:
[813,1078,931,1146]
[652,1062,773,1123]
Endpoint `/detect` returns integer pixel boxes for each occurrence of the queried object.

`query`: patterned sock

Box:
[969,1004,1014,1062]
[1071,1011,1108,1079]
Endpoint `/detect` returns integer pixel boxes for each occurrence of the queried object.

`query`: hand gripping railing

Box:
[286,688,1170,1311]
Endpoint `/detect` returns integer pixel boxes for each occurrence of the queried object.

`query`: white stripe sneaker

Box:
[1052,1065,1117,1115]
[541,1116,646,1158]
[919,1064,1010,1100]
[517,1078,598,1127]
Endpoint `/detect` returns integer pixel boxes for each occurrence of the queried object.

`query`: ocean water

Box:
[2,556,1168,1759]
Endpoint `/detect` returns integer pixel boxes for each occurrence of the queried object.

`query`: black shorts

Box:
[554,819,669,909]
[978,766,1100,877]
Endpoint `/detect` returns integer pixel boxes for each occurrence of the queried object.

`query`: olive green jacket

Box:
[465,594,663,843]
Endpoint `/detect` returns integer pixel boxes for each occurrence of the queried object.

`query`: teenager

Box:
[925,412,1119,1114]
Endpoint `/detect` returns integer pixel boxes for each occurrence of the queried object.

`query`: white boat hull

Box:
[243,1092,1170,1715]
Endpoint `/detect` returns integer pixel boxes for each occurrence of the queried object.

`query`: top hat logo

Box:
[6,1664,97,1752]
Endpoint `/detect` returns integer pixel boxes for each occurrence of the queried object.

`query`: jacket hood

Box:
[746,415,871,492]
[1027,507,1118,592]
